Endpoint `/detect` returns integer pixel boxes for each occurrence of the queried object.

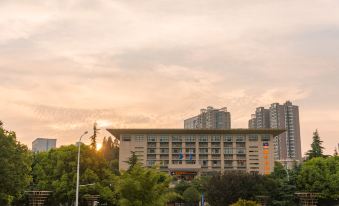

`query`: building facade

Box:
[270,101,302,161]
[32,138,57,152]
[107,128,284,178]
[184,106,231,129]
[248,101,302,162]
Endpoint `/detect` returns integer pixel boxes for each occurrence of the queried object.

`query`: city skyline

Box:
[1,0,339,155]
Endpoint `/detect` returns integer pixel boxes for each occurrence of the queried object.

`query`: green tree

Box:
[306,129,324,160]
[174,181,191,196]
[270,162,298,206]
[90,122,100,150]
[183,187,200,206]
[124,151,139,172]
[230,199,260,206]
[0,122,32,205]
[334,148,338,156]
[297,156,339,201]
[204,172,278,206]
[118,164,176,206]
[32,144,118,205]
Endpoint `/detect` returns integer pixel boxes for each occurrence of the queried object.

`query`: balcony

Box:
[160,143,169,148]
[172,143,182,148]
[185,143,196,148]
[147,143,156,148]
[199,143,208,148]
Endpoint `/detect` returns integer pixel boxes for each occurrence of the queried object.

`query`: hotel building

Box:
[107,128,284,178]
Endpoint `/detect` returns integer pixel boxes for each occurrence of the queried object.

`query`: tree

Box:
[124,151,139,172]
[0,122,32,205]
[204,172,279,206]
[100,136,119,174]
[306,129,324,160]
[174,181,191,196]
[32,144,118,205]
[334,148,338,156]
[270,162,298,206]
[297,156,339,201]
[118,164,176,206]
[230,199,260,206]
[90,122,100,150]
[183,187,200,206]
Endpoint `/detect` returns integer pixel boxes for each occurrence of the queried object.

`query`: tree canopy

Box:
[32,144,118,205]
[118,164,176,206]
[297,156,339,200]
[204,172,279,206]
[0,122,32,205]
[306,129,324,160]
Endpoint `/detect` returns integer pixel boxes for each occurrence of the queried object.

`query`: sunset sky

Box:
[1,0,338,155]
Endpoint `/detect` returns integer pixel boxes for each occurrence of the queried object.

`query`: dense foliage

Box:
[182,187,200,206]
[230,199,260,206]
[32,144,118,205]
[0,122,32,205]
[297,156,339,200]
[204,172,279,206]
[118,164,176,206]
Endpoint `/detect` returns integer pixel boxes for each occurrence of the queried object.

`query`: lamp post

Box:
[75,131,88,206]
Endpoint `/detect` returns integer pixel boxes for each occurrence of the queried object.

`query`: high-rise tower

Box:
[185,106,231,129]
[249,101,302,161]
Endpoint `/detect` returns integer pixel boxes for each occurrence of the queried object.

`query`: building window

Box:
[160,142,169,148]
[146,160,156,166]
[211,136,221,142]
[122,136,131,141]
[248,134,258,141]
[236,148,246,154]
[224,136,233,142]
[185,148,196,153]
[184,136,196,142]
[160,148,169,154]
[135,135,144,142]
[159,136,169,142]
[147,136,157,142]
[172,148,180,154]
[199,136,208,142]
[199,148,208,154]
[172,136,182,142]
[261,135,270,141]
[211,148,220,154]
[224,148,233,154]
[236,136,245,142]
[147,148,156,154]
[224,160,233,167]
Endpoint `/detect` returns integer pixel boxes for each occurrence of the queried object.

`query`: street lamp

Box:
[75,131,88,206]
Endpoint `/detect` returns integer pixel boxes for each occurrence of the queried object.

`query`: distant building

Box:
[32,138,56,152]
[248,114,257,128]
[248,101,302,162]
[184,106,231,129]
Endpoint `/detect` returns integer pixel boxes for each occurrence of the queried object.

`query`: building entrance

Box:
[170,171,197,181]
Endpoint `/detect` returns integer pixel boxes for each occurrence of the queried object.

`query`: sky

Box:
[0,0,338,155]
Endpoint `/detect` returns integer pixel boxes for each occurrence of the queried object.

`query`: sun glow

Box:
[96,143,102,151]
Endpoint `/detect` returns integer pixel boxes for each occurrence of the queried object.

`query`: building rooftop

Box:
[107,128,285,140]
